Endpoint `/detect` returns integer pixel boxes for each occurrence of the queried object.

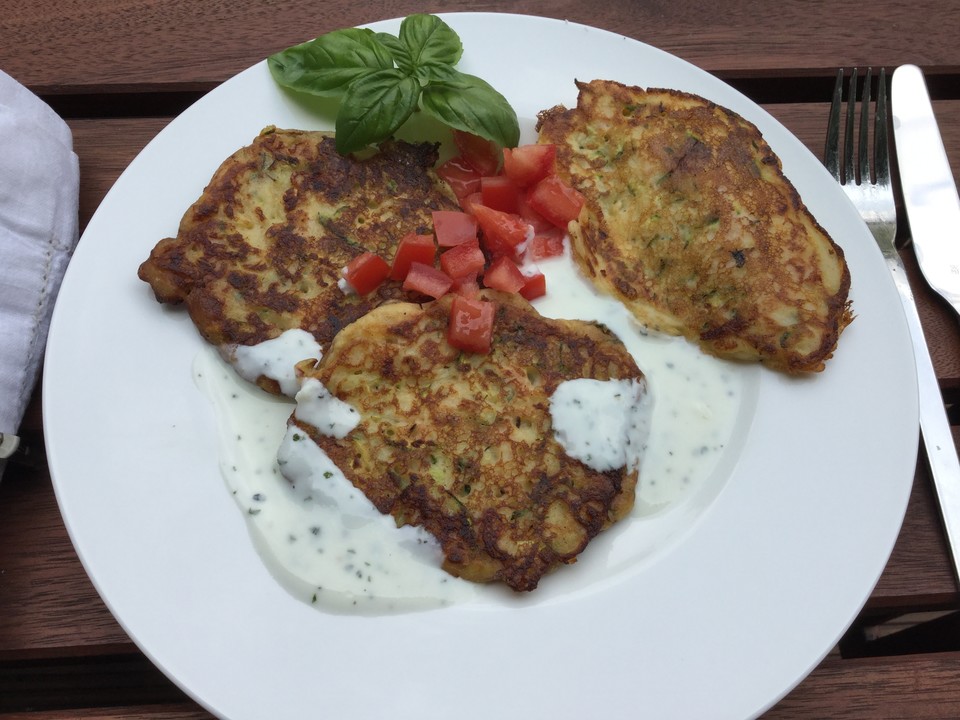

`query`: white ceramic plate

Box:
[44,13,918,720]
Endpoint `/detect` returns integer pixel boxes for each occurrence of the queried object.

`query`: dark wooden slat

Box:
[764,651,960,718]
[0,704,212,720]
[0,653,194,714]
[2,1,960,94]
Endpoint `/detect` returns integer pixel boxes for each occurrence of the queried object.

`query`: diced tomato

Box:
[343,252,390,295]
[526,227,566,261]
[503,144,557,187]
[482,255,527,294]
[459,191,484,215]
[432,210,479,247]
[440,240,486,279]
[448,295,495,354]
[389,233,436,281]
[451,273,481,299]
[452,130,501,176]
[480,175,521,214]
[515,192,555,234]
[518,271,547,301]
[402,261,453,299]
[437,156,481,200]
[470,204,530,257]
[526,175,586,229]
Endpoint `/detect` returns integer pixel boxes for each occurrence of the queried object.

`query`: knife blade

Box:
[892,65,960,314]
[892,64,960,584]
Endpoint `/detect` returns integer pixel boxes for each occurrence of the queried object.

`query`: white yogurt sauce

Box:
[194,239,754,613]
[294,377,361,437]
[223,328,322,397]
[550,378,651,473]
[193,351,479,614]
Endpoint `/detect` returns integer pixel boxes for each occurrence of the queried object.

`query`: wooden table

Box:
[2,1,959,717]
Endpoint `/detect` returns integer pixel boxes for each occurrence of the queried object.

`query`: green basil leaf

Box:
[335,69,422,154]
[398,14,463,69]
[374,32,414,74]
[420,71,520,148]
[267,28,394,97]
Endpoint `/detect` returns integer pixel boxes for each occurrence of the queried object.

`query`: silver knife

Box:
[892,64,960,583]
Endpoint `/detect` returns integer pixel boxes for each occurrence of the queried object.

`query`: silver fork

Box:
[825,68,896,249]
[826,68,960,580]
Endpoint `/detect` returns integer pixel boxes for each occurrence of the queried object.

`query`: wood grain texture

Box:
[764,651,960,718]
[1,3,960,715]
[1,0,959,94]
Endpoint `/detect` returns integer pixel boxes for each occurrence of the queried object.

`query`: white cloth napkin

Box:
[0,70,80,478]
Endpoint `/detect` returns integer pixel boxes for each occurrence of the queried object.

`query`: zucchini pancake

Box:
[537,79,853,373]
[138,127,461,393]
[287,291,649,592]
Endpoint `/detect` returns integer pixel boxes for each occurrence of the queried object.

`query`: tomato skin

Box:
[526,227,566,261]
[437,156,481,200]
[519,271,547,300]
[389,233,436,281]
[483,255,527,294]
[480,175,521,214]
[459,191,484,215]
[453,130,501,176]
[432,210,479,247]
[440,239,486,279]
[503,144,556,187]
[343,251,390,295]
[515,191,555,234]
[526,175,586,228]
[451,272,481,299]
[402,261,453,299]
[470,204,530,257]
[448,295,495,354]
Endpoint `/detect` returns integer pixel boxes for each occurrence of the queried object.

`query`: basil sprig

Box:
[268,14,520,155]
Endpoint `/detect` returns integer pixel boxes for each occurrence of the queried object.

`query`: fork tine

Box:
[874,67,891,186]
[858,68,873,184]
[843,68,858,185]
[825,69,843,182]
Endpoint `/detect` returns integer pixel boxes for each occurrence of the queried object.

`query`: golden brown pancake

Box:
[288,290,647,591]
[138,127,461,393]
[537,80,852,373]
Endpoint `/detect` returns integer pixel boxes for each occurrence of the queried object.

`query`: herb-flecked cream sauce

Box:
[193,243,748,614]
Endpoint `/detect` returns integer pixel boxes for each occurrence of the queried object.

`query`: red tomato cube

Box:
[526,228,566,261]
[440,240,486,279]
[448,295,495,354]
[453,130,501,176]
[526,175,586,229]
[459,191,484,215]
[470,204,530,257]
[402,262,453,299]
[519,271,547,301]
[343,251,390,295]
[483,255,527,294]
[516,191,555,234]
[451,273,481,299]
[480,175,521,214]
[389,233,436,281]
[503,144,556,187]
[432,210,479,247]
[437,156,481,200]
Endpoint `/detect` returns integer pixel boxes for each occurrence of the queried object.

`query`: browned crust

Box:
[537,80,853,373]
[137,127,460,355]
[293,291,644,591]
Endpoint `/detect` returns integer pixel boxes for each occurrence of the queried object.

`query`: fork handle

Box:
[888,253,960,585]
